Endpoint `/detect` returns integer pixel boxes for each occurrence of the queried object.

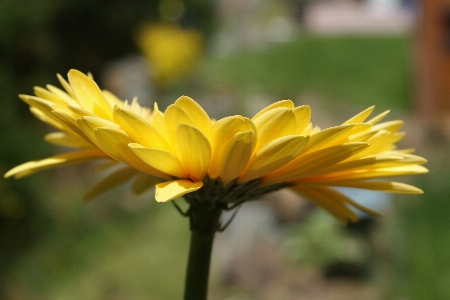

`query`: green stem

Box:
[183,229,216,300]
[183,202,222,300]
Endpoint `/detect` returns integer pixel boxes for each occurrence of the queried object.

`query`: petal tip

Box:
[155,180,203,202]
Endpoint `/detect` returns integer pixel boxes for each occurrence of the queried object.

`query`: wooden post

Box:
[416,0,450,127]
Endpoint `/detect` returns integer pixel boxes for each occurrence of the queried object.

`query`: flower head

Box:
[5,70,428,223]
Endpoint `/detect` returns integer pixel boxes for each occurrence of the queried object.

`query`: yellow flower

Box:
[136,23,203,88]
[5,70,428,223]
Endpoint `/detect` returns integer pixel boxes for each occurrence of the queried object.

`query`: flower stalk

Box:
[183,200,222,300]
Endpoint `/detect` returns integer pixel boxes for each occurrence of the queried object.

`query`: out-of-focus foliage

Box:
[204,35,412,110]
[385,168,450,300]
[284,212,370,269]
[5,200,188,300]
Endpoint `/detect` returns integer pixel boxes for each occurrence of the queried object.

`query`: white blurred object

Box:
[101,55,153,106]
[304,1,414,34]
[335,187,391,218]
[366,0,401,15]
[211,0,298,56]
[213,201,281,281]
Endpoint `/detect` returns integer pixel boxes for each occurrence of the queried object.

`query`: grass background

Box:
[202,35,413,111]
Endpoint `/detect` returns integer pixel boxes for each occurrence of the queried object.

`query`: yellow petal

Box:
[389,132,406,144]
[45,84,79,107]
[94,127,170,179]
[57,73,76,99]
[356,130,391,155]
[208,116,256,178]
[252,107,297,151]
[354,131,406,158]
[345,123,372,135]
[78,115,119,129]
[51,103,73,114]
[330,123,373,145]
[252,99,294,120]
[372,120,404,132]
[67,69,111,119]
[304,165,429,182]
[337,153,427,171]
[293,105,311,134]
[33,86,66,105]
[151,104,166,134]
[30,107,65,131]
[129,143,189,178]
[366,110,390,125]
[312,155,403,175]
[218,131,255,184]
[313,123,373,147]
[122,97,152,119]
[44,132,93,148]
[67,70,97,111]
[67,105,96,118]
[93,127,132,161]
[262,142,369,186]
[102,90,124,108]
[155,180,203,202]
[20,95,61,126]
[174,96,212,135]
[392,148,416,154]
[175,124,211,181]
[389,153,427,164]
[208,116,256,145]
[77,116,120,147]
[83,167,138,201]
[238,135,310,183]
[292,186,358,224]
[164,104,195,147]
[301,122,313,135]
[312,125,321,134]
[114,107,171,151]
[342,106,375,124]
[132,174,160,195]
[4,149,108,179]
[321,181,424,194]
[347,130,379,143]
[302,124,354,154]
[52,110,91,140]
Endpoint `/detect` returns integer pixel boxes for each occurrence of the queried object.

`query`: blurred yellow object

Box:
[136,23,203,88]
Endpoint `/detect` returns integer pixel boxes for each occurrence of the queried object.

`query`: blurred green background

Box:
[1,0,448,299]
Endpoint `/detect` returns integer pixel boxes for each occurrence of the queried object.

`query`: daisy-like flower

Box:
[126,96,427,223]
[5,69,427,300]
[5,70,427,224]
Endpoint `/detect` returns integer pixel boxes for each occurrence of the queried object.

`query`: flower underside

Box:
[183,177,287,207]
[4,70,428,223]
